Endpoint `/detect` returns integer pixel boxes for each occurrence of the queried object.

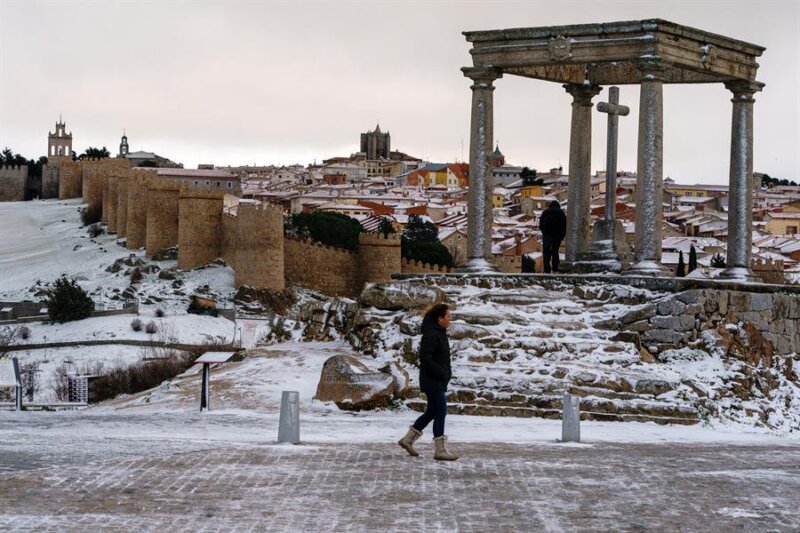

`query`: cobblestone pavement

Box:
[1,433,799,532]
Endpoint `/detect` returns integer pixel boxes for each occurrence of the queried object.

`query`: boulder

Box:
[315,355,398,410]
[359,282,444,311]
[633,379,674,396]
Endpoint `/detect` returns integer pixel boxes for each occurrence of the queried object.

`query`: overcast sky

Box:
[1,0,797,184]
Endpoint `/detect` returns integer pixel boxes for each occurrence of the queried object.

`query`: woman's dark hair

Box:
[424,303,449,322]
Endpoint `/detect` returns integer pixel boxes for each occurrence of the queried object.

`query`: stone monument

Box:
[462,19,765,279]
[575,86,633,272]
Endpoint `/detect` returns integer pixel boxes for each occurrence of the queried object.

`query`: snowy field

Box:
[0,200,236,401]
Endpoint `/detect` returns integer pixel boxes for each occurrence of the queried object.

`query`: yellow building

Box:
[765,213,800,235]
[518,185,544,199]
[666,184,729,198]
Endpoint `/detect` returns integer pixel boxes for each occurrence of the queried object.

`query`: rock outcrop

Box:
[315,355,410,410]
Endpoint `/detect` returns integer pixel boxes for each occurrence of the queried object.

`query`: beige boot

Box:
[397,426,422,457]
[433,435,459,461]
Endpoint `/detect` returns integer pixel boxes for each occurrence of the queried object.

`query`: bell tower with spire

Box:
[119,130,129,158]
[47,117,73,163]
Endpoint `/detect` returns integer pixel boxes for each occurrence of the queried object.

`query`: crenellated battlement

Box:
[285,236,358,256]
[401,258,453,274]
[358,232,402,246]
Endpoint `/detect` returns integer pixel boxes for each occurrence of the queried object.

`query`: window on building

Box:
[696,192,703,197]
[227,182,232,189]
[788,226,797,235]
[193,181,199,186]
[685,192,691,196]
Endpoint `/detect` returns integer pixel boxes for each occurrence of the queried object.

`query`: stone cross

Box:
[596,87,629,222]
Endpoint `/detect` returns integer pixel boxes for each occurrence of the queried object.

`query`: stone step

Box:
[406,399,700,425]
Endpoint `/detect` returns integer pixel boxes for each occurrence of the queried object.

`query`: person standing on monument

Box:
[539,200,567,273]
[397,303,458,461]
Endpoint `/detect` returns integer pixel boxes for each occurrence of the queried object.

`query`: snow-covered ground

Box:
[1,199,237,401]
[1,199,798,440]
[9,335,796,446]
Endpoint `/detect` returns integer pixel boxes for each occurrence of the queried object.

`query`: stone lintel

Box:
[465,19,763,86]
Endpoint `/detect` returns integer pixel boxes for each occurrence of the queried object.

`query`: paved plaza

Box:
[1,412,799,532]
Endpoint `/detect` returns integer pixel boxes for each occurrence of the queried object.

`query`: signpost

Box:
[194,352,236,412]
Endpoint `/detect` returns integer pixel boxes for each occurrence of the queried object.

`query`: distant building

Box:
[137,168,240,193]
[360,123,391,160]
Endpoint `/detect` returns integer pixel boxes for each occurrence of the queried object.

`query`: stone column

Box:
[563,83,602,266]
[461,66,502,272]
[629,61,669,276]
[720,80,764,281]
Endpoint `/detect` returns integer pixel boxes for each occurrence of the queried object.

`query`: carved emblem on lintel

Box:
[549,35,572,60]
[700,43,717,69]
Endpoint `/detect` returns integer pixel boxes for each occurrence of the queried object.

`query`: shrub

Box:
[47,275,94,323]
[402,215,439,243]
[676,251,686,277]
[377,217,396,237]
[711,253,726,268]
[80,205,102,226]
[130,318,142,332]
[145,321,158,334]
[90,351,198,403]
[401,237,454,267]
[130,267,143,284]
[19,326,31,340]
[521,255,536,273]
[155,308,165,317]
[187,301,218,317]
[286,211,363,250]
[87,223,103,238]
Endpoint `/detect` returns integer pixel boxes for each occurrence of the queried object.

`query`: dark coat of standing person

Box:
[539,200,567,273]
[397,303,458,461]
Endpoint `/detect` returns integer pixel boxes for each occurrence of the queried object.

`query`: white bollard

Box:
[277,391,300,444]
[561,392,581,443]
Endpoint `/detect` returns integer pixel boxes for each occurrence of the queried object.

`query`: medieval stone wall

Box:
[221,211,237,268]
[40,165,60,199]
[116,175,129,237]
[284,238,361,297]
[81,158,131,212]
[57,160,82,199]
[358,233,401,284]
[616,288,800,356]
[0,165,27,202]
[146,178,181,257]
[126,172,155,249]
[177,187,224,269]
[105,176,119,233]
[401,259,453,274]
[233,203,285,290]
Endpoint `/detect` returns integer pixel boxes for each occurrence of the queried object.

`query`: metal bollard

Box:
[561,392,581,443]
[277,391,300,444]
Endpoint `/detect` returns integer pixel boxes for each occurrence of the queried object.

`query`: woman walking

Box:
[397,303,458,461]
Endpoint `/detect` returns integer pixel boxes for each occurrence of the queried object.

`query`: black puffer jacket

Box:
[418,316,452,393]
[539,203,567,241]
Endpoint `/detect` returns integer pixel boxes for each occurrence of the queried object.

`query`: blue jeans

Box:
[412,390,447,437]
